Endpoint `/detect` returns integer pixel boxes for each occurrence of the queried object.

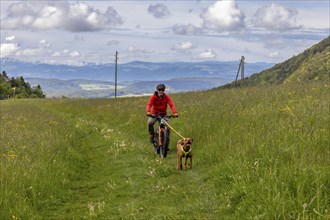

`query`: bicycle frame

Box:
[150,114,175,158]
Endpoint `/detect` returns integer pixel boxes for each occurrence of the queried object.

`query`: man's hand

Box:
[173,113,179,118]
[147,112,151,117]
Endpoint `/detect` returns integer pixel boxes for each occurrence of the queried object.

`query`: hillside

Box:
[0,59,272,82]
[223,36,330,87]
[1,60,273,98]
[26,77,231,98]
[1,82,329,219]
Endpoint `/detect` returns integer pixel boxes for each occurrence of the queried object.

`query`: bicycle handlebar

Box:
[149,114,177,119]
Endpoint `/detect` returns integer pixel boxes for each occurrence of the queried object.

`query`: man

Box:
[146,83,178,143]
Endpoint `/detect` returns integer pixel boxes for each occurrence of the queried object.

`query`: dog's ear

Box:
[179,139,185,145]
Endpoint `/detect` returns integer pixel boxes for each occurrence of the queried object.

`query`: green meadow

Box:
[0,82,329,219]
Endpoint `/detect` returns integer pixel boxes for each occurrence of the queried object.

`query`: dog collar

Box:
[181,146,191,157]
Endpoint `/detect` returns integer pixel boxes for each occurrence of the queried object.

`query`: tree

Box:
[0,71,9,83]
[32,85,46,98]
[0,82,11,99]
[0,71,46,99]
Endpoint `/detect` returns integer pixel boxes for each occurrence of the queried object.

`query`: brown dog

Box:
[177,138,193,170]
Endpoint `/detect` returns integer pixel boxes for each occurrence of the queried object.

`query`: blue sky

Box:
[1,0,329,66]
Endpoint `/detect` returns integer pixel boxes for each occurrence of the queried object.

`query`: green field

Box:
[1,82,329,219]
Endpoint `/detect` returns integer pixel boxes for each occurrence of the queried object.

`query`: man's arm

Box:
[146,95,154,114]
[166,95,177,114]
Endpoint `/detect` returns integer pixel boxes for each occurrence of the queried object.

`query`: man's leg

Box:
[147,117,156,143]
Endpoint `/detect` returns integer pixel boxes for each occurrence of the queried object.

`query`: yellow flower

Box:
[280,106,294,116]
[4,150,18,161]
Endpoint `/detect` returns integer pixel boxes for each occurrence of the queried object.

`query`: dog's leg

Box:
[177,155,182,170]
[184,157,188,170]
[190,157,192,169]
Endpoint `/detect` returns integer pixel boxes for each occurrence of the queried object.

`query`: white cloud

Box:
[2,35,18,54]
[1,35,52,58]
[52,52,61,57]
[70,2,90,17]
[252,3,302,31]
[172,24,202,35]
[32,6,64,29]
[0,1,328,65]
[5,36,16,41]
[1,2,35,29]
[1,2,124,32]
[268,51,280,58]
[127,46,139,53]
[127,46,154,54]
[172,41,195,50]
[51,49,80,57]
[39,39,51,48]
[0,43,20,58]
[200,0,245,32]
[148,3,170,19]
[16,48,44,57]
[70,51,80,57]
[199,49,216,59]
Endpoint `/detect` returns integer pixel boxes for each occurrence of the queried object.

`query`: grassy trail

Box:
[36,101,144,218]
[37,98,205,219]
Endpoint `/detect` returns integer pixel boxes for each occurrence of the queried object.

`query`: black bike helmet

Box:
[156,83,166,91]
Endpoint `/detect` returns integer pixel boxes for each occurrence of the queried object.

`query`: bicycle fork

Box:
[158,127,170,146]
[158,127,165,146]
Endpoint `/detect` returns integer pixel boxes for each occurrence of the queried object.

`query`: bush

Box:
[0,71,46,99]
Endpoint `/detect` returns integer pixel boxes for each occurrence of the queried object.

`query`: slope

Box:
[223,35,330,88]
[1,82,329,219]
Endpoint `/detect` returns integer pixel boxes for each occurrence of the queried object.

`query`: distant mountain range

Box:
[1,59,273,97]
[222,36,330,88]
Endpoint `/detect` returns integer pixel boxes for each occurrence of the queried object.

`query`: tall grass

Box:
[0,100,75,218]
[0,82,329,219]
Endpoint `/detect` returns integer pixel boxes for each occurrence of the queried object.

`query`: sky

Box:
[1,0,329,66]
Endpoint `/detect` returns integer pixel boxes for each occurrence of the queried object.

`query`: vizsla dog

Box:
[177,138,193,170]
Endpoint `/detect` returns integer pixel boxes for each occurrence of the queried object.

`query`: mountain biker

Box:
[146,83,178,143]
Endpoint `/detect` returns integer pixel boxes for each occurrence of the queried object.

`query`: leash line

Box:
[164,120,185,139]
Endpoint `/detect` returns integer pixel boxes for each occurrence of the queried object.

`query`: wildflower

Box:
[97,201,105,212]
[280,106,294,116]
[254,161,258,167]
[88,202,96,216]
[6,150,17,161]
[106,181,116,190]
[146,167,156,177]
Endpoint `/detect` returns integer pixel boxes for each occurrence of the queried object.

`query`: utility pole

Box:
[235,56,245,87]
[114,51,118,98]
[241,56,245,86]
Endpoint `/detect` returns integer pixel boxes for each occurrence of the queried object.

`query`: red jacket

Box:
[146,92,177,115]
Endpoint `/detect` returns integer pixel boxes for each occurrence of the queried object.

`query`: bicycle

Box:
[150,114,176,158]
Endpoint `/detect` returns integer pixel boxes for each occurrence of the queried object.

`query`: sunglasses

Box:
[157,89,164,91]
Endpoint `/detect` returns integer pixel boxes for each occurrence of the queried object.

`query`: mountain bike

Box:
[150,114,176,158]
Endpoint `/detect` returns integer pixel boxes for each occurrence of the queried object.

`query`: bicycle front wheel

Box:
[159,128,168,158]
